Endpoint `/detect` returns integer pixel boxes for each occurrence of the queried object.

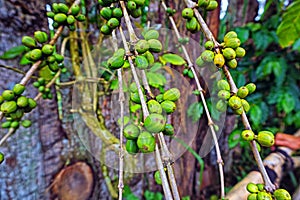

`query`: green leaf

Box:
[130,104,141,113]
[187,102,203,123]
[234,27,250,44]
[292,38,300,52]
[281,92,295,114]
[249,104,262,128]
[273,58,287,87]
[0,45,26,60]
[149,62,162,72]
[294,111,300,128]
[161,53,186,65]
[228,129,241,149]
[276,0,300,48]
[253,30,273,51]
[146,72,166,88]
[19,54,32,65]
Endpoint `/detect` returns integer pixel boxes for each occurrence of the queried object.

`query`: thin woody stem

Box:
[111,30,126,200]
[184,0,276,192]
[161,1,225,198]
[119,26,174,200]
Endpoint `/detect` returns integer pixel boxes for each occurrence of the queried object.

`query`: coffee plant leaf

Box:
[161,53,186,66]
[276,0,300,48]
[0,45,26,60]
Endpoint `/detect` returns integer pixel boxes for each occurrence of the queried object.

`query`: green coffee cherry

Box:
[204,41,214,50]
[10,109,24,120]
[130,7,142,18]
[38,86,45,92]
[235,47,246,58]
[225,38,241,49]
[182,8,194,19]
[101,24,112,35]
[130,92,141,104]
[71,4,81,16]
[124,124,140,140]
[137,131,156,153]
[127,1,137,11]
[257,191,272,200]
[186,17,198,32]
[54,13,67,23]
[47,55,56,63]
[38,77,46,85]
[147,100,162,114]
[67,15,76,25]
[218,90,230,100]
[34,31,48,44]
[148,39,162,53]
[156,94,164,103]
[108,56,125,69]
[154,171,162,185]
[21,119,32,128]
[144,30,159,40]
[245,83,256,94]
[224,31,238,41]
[226,58,238,69]
[47,11,55,18]
[10,121,19,128]
[42,44,54,55]
[2,121,11,128]
[242,130,255,141]
[257,131,274,147]
[206,0,218,11]
[234,106,244,115]
[196,56,205,67]
[112,8,123,18]
[0,152,4,164]
[51,3,59,13]
[75,14,86,22]
[2,90,15,100]
[198,0,210,8]
[113,48,125,57]
[161,100,176,114]
[228,96,242,110]
[126,139,139,154]
[163,88,180,102]
[216,100,227,112]
[100,7,112,20]
[222,48,236,60]
[135,55,149,69]
[237,86,249,98]
[57,3,69,14]
[214,53,225,68]
[133,0,145,6]
[53,53,64,63]
[22,36,37,49]
[246,183,259,193]
[28,98,37,109]
[17,96,29,107]
[135,40,149,54]
[256,183,265,192]
[217,80,230,91]
[201,50,215,62]
[273,189,291,200]
[241,99,250,113]
[247,194,257,200]
[143,51,155,65]
[163,124,175,136]
[144,113,166,133]
[29,49,43,61]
